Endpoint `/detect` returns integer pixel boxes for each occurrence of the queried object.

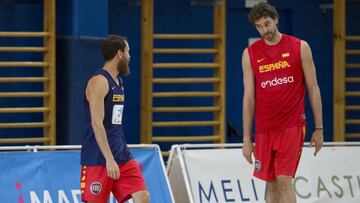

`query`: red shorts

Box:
[253,126,306,182]
[80,159,147,203]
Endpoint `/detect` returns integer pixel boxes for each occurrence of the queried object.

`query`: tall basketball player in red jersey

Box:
[242,2,323,203]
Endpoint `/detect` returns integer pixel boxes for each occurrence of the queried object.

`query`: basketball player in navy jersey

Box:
[80,35,149,203]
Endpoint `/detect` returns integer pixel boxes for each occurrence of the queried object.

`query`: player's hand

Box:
[309,129,323,156]
[106,159,120,180]
[242,137,254,164]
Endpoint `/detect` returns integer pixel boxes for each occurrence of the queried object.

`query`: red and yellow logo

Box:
[80,166,87,194]
[282,53,290,58]
[259,61,291,73]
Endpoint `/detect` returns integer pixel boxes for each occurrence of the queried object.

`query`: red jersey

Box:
[247,34,306,132]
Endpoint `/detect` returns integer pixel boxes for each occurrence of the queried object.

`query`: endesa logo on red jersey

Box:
[261,76,294,88]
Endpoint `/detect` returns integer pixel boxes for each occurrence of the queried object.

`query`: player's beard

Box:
[262,31,276,41]
[117,57,130,76]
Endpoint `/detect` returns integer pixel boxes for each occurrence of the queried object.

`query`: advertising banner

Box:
[295,146,360,203]
[184,148,265,203]
[0,146,174,203]
[168,144,360,203]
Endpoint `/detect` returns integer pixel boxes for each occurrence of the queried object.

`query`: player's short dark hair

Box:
[247,2,279,25]
[102,34,127,61]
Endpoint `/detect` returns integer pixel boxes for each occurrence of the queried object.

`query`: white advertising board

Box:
[167,143,360,203]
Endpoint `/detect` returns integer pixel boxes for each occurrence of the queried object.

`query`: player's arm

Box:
[300,40,324,156]
[242,48,255,164]
[86,75,120,179]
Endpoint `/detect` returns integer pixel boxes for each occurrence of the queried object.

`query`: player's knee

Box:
[276,175,293,191]
[141,191,150,202]
[266,181,278,192]
[136,190,150,203]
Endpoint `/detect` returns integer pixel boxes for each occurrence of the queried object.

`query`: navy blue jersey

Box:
[81,69,133,166]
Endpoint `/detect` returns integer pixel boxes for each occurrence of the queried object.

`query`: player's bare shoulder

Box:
[86,74,109,100]
[242,47,249,58]
[300,39,310,47]
[242,48,252,71]
[300,40,312,54]
[300,40,314,63]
